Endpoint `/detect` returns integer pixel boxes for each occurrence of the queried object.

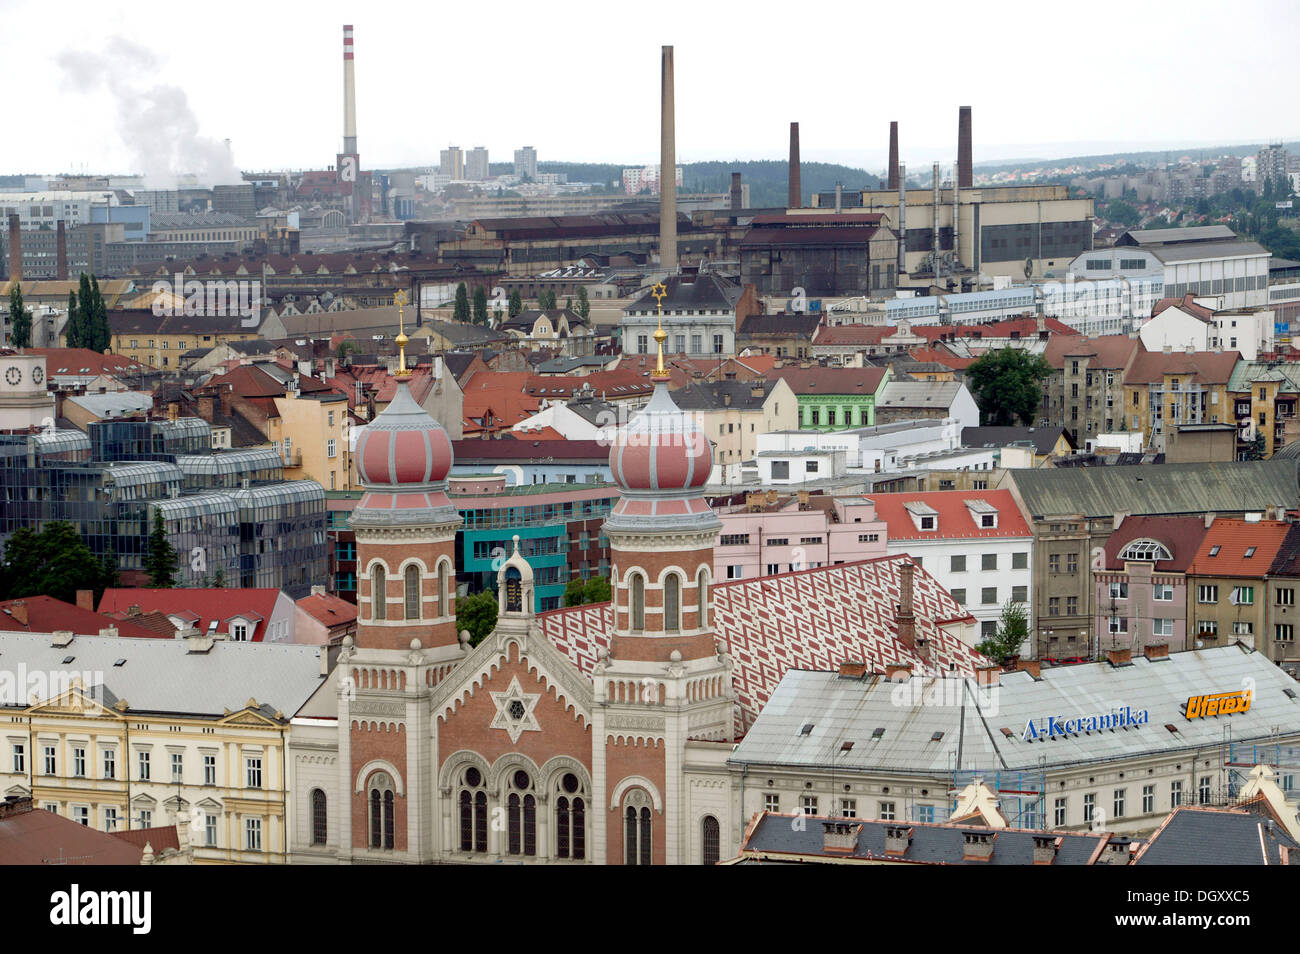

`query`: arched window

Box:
[624,789,653,865]
[697,567,710,628]
[404,565,421,620]
[310,788,327,846]
[372,565,387,620]
[506,769,536,856]
[368,772,395,850]
[631,573,645,632]
[1119,539,1173,562]
[555,771,587,860]
[439,561,452,617]
[458,766,487,853]
[664,573,681,633]
[701,815,720,865]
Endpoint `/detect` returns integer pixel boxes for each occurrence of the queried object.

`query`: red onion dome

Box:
[355,382,453,488]
[609,382,712,493]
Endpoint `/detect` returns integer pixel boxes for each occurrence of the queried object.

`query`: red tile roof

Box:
[1100,516,1211,572]
[111,825,180,853]
[812,324,900,346]
[769,366,889,395]
[29,348,152,377]
[538,556,986,737]
[865,489,1033,541]
[907,346,977,370]
[1152,294,1214,322]
[295,592,358,629]
[912,317,1079,342]
[1125,348,1241,385]
[0,596,165,638]
[1042,333,1142,371]
[0,803,144,865]
[97,589,286,642]
[1186,519,1292,577]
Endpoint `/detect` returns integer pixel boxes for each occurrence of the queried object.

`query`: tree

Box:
[582,575,611,604]
[576,285,590,321]
[0,522,116,604]
[1244,429,1267,461]
[8,283,32,348]
[143,509,178,588]
[336,339,356,365]
[66,275,92,349]
[563,577,587,607]
[472,285,488,325]
[456,589,498,647]
[977,599,1030,665]
[453,282,471,323]
[88,275,110,353]
[538,288,557,310]
[1103,199,1141,228]
[966,348,1053,427]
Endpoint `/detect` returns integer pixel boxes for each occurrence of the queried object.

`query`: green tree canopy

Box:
[143,509,178,588]
[0,522,117,604]
[582,575,611,604]
[563,577,587,607]
[472,285,488,325]
[966,348,1053,427]
[9,283,32,348]
[508,289,523,319]
[977,598,1030,665]
[453,283,471,323]
[576,285,590,321]
[457,589,498,647]
[1103,199,1141,228]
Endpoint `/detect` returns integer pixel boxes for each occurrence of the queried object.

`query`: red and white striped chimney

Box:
[342,25,357,155]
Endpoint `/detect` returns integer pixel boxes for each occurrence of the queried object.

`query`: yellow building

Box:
[109,312,261,369]
[1120,348,1240,451]
[0,631,327,864]
[271,390,353,492]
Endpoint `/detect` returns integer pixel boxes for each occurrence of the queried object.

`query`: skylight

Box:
[1209,545,1221,557]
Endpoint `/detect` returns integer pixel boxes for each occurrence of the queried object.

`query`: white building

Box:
[757,418,963,474]
[621,165,683,196]
[869,488,1034,643]
[1139,295,1274,360]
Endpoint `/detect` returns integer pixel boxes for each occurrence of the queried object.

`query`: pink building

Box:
[1092,516,1209,657]
[714,493,888,581]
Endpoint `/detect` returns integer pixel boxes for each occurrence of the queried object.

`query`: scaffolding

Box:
[950,768,1048,829]
[1224,741,1300,801]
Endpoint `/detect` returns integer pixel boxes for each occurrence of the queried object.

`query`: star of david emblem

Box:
[489,676,541,743]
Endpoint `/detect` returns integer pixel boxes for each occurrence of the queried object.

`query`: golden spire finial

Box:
[393,289,411,378]
[649,281,669,381]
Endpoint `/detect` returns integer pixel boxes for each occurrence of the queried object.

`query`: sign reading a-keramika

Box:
[1184,689,1253,720]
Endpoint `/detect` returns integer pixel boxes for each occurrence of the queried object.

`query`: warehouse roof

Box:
[1008,460,1297,518]
[729,644,1300,775]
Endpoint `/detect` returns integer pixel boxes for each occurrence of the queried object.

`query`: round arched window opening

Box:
[513,769,531,790]
[465,766,482,788]
[562,772,579,794]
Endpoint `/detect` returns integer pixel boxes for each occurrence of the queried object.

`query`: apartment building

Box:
[1041,334,1142,445]
[713,493,888,581]
[1121,347,1240,451]
[1185,519,1292,655]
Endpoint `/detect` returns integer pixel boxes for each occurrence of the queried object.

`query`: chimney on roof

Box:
[1143,642,1169,660]
[961,829,995,862]
[1015,658,1042,679]
[884,825,913,857]
[788,122,801,209]
[50,629,74,648]
[1107,647,1132,667]
[98,626,118,638]
[957,106,973,190]
[76,589,94,612]
[1032,834,1060,865]
[1096,837,1133,865]
[975,665,1001,687]
[56,220,68,281]
[659,45,678,273]
[887,121,900,191]
[896,561,916,650]
[6,213,21,284]
[822,819,863,853]
[0,795,33,819]
[885,662,912,681]
[838,660,868,679]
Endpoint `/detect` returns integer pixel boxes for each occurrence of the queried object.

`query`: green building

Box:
[771,365,892,430]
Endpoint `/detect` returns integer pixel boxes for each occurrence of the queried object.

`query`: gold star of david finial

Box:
[648,283,670,381]
[393,289,411,378]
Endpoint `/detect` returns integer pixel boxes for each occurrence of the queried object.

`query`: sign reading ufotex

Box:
[1184,690,1252,720]
[1021,706,1150,741]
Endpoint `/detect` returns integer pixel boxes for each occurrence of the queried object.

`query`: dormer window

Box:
[920,516,935,530]
[1119,539,1173,562]
[980,514,996,528]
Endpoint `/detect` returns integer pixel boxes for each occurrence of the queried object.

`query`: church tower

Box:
[593,294,734,864]
[337,319,465,862]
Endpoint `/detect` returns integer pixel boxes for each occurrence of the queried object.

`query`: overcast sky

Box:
[6,0,1298,182]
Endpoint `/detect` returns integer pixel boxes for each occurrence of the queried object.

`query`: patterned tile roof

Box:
[538,555,986,738]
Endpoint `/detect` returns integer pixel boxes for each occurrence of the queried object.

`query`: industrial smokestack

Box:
[342,25,357,155]
[659,45,678,273]
[957,106,972,189]
[888,121,900,191]
[932,161,941,278]
[788,122,801,209]
[730,172,742,212]
[835,183,842,214]
[56,220,68,281]
[6,214,21,284]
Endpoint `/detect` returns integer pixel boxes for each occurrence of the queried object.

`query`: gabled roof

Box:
[0,596,164,639]
[769,366,888,396]
[673,380,777,411]
[962,426,1074,457]
[875,380,966,409]
[295,592,358,630]
[1151,293,1214,322]
[1125,348,1240,385]
[1133,805,1300,865]
[97,588,286,642]
[1117,225,1237,246]
[866,489,1032,541]
[738,313,822,337]
[1042,333,1141,371]
[27,348,151,378]
[625,273,742,313]
[1185,518,1291,577]
[539,556,984,738]
[0,803,145,865]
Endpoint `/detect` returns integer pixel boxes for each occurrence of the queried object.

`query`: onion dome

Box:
[356,382,453,488]
[609,381,712,492]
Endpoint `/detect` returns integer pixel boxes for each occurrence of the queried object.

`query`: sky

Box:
[5,0,1299,182]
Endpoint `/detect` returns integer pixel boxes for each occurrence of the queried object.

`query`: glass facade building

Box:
[0,418,327,596]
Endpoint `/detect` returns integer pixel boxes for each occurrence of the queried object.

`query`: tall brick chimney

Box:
[56,220,68,281]
[887,121,900,190]
[730,172,742,212]
[6,214,21,283]
[788,122,801,209]
[957,106,973,189]
[896,560,916,650]
[659,45,678,273]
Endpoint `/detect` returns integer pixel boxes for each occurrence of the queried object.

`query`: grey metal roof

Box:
[1009,460,1298,518]
[1120,225,1237,246]
[729,645,1300,776]
[65,391,153,417]
[0,632,326,719]
[1149,240,1270,264]
[876,381,965,408]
